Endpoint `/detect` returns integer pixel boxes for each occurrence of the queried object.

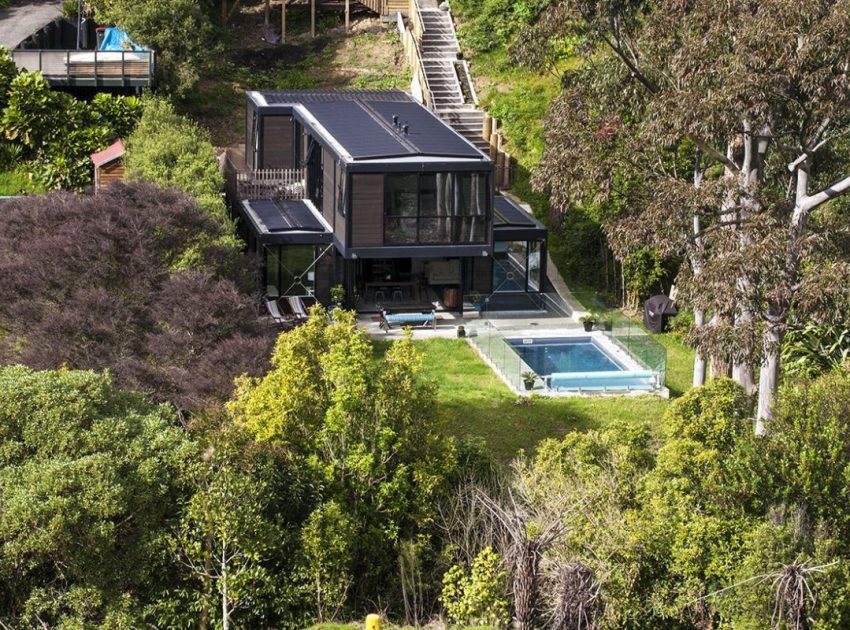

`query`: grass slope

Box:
[0,169,45,196]
[188,9,409,146]
[376,338,685,461]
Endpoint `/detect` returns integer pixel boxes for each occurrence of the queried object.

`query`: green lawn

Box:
[0,168,44,196]
[376,337,692,462]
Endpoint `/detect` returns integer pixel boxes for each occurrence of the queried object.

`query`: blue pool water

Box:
[508,336,625,376]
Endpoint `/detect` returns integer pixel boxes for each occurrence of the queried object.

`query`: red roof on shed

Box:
[90,139,125,167]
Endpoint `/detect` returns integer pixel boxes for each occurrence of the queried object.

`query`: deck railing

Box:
[11,49,155,86]
[235,168,307,200]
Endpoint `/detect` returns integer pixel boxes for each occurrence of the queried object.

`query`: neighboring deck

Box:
[360,0,408,16]
[11,49,155,88]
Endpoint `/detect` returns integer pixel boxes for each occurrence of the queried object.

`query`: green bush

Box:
[0,69,141,190]
[667,310,695,340]
[125,97,229,226]
[441,547,510,628]
[86,0,218,97]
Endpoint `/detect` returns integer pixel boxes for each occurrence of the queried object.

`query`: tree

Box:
[0,365,195,628]
[125,97,230,226]
[175,435,280,630]
[0,182,269,415]
[0,69,142,190]
[518,0,850,426]
[86,0,218,96]
[229,309,457,613]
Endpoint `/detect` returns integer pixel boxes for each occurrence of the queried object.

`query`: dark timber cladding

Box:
[351,174,383,247]
[262,116,293,168]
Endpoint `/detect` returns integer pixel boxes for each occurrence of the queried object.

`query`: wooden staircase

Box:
[414,7,491,153]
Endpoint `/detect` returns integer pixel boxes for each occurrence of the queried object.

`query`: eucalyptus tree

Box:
[518,0,850,426]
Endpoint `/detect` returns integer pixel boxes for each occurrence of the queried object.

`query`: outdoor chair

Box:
[379,309,437,333]
[264,298,290,327]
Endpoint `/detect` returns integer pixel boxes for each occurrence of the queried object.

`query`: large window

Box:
[384,172,489,245]
[264,245,316,296]
[493,239,544,293]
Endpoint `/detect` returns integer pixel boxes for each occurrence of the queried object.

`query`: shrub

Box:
[0,182,269,414]
[0,365,195,627]
[125,97,229,226]
[0,70,141,190]
[441,547,510,628]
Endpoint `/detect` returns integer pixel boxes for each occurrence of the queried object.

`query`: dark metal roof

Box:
[258,89,413,105]
[306,101,411,159]
[250,199,325,232]
[493,196,547,241]
[367,100,482,159]
[250,89,487,162]
[493,196,543,228]
[239,199,332,246]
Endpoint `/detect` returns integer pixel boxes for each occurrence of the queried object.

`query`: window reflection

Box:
[383,172,490,245]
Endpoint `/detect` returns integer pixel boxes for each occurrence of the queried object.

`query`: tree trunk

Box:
[221,543,229,630]
[732,361,755,394]
[693,308,707,387]
[513,540,539,630]
[756,322,782,434]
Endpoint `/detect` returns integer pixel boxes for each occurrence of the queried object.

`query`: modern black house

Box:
[224,89,547,312]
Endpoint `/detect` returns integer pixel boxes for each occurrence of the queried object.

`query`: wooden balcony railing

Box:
[235,168,307,200]
[11,49,155,87]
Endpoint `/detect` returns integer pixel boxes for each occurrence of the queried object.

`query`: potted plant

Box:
[470,290,482,312]
[521,371,537,391]
[579,312,599,332]
[457,324,466,338]
[601,315,613,331]
[330,284,345,308]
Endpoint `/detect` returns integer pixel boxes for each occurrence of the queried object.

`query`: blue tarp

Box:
[99,27,145,51]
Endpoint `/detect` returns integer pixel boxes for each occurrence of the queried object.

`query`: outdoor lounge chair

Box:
[379,309,437,333]
[264,298,290,326]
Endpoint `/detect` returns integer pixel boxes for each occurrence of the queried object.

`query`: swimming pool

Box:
[508,336,625,374]
[506,336,658,392]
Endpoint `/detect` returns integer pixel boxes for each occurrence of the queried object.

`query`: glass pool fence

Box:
[466,312,667,394]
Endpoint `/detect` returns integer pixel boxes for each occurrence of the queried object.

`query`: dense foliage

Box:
[0,182,267,414]
[0,366,195,628]
[86,0,218,96]
[0,47,142,190]
[229,309,458,619]
[516,0,850,420]
[125,97,230,226]
[448,372,850,628]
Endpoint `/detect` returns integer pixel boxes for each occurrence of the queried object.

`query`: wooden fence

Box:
[235,168,307,200]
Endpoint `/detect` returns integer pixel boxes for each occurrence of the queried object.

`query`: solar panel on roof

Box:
[306,101,411,159]
[249,200,325,232]
[494,196,536,227]
[367,101,483,159]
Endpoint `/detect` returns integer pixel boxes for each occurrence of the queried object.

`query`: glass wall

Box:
[493,239,544,292]
[264,245,316,296]
[384,172,489,245]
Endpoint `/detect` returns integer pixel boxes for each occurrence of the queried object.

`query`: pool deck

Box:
[357,311,580,339]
